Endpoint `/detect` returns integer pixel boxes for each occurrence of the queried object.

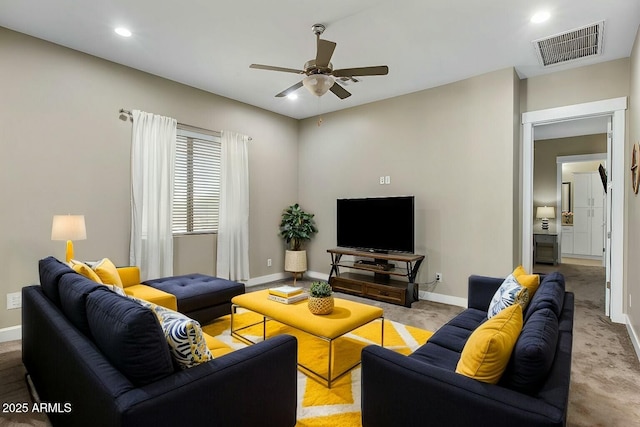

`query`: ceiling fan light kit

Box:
[250,23,389,100]
[303,74,334,96]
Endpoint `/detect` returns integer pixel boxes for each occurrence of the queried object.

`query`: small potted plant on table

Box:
[308,281,334,315]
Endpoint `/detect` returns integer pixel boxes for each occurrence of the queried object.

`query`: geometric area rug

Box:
[202,312,433,427]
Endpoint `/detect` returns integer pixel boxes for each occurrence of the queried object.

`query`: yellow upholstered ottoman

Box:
[231,289,384,387]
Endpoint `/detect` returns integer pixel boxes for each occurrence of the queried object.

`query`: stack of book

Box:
[268,285,308,304]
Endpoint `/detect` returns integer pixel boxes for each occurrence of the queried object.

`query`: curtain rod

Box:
[119,108,252,141]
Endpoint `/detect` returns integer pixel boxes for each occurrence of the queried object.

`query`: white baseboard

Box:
[0,325,22,343]
[418,290,467,308]
[305,271,330,281]
[245,271,329,288]
[245,272,288,288]
[626,315,640,363]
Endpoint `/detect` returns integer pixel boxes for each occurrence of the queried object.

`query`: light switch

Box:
[385,176,391,184]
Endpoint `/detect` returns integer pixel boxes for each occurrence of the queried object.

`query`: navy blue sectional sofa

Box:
[22,256,298,427]
[361,272,574,427]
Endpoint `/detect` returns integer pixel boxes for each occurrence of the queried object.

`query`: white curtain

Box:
[216,130,250,280]
[130,110,177,280]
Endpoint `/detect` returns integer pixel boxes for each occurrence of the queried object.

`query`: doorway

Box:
[556,154,607,266]
[522,97,626,323]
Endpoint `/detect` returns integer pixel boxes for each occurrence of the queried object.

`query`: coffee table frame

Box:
[230,303,384,388]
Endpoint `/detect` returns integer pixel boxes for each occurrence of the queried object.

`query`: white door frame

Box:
[522,97,626,323]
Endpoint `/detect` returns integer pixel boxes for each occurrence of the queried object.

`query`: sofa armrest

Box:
[467,275,504,311]
[118,334,298,427]
[362,345,565,427]
[117,266,141,288]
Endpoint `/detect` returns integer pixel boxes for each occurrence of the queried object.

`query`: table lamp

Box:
[51,215,87,262]
[536,206,555,230]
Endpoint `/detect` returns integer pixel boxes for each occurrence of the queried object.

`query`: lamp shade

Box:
[536,206,555,219]
[51,215,87,241]
[302,74,334,97]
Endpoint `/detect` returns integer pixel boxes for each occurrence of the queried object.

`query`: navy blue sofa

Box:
[361,272,574,427]
[22,256,298,427]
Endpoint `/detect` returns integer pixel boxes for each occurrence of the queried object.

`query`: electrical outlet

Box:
[267,258,272,267]
[379,176,385,185]
[7,292,21,310]
[435,273,442,282]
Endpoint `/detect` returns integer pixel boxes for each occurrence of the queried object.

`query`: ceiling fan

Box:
[250,24,389,99]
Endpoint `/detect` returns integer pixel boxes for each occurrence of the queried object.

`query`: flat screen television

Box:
[336,196,415,253]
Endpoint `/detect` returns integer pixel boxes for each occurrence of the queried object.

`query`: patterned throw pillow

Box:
[488,274,529,318]
[132,297,213,368]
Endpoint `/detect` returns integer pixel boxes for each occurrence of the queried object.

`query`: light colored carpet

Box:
[533,263,640,426]
[1,265,639,426]
[202,311,432,426]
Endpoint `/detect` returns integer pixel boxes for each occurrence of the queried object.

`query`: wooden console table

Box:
[327,248,425,307]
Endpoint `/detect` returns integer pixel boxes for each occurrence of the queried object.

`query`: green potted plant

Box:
[279,203,318,284]
[308,281,334,315]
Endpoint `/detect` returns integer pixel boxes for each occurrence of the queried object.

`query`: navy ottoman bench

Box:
[143,273,245,325]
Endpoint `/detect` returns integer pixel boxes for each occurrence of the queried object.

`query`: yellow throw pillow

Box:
[92,258,124,289]
[513,265,540,298]
[69,259,103,284]
[456,304,523,384]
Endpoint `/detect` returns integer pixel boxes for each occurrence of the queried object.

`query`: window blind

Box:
[172,128,221,234]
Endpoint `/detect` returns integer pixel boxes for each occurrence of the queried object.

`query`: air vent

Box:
[533,21,604,67]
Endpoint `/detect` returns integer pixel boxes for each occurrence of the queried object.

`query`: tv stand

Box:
[327,248,425,307]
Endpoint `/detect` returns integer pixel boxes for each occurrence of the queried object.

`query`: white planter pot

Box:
[284,250,307,273]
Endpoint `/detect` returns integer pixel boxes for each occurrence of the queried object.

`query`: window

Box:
[172,127,221,234]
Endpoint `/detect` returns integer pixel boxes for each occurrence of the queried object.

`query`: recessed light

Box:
[531,11,550,24]
[287,93,298,100]
[114,27,132,37]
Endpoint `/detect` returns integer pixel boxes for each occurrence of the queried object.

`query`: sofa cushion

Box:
[124,284,178,311]
[445,308,488,331]
[409,341,461,371]
[425,309,487,353]
[456,303,523,384]
[131,297,214,369]
[86,290,174,386]
[58,273,109,337]
[39,256,74,307]
[524,272,565,322]
[501,307,559,394]
[487,275,528,318]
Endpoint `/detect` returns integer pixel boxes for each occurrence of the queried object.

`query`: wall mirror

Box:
[561,181,571,214]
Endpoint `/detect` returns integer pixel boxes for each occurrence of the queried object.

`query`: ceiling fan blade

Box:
[333,65,389,77]
[275,81,304,97]
[315,39,336,68]
[330,82,352,99]
[250,64,304,74]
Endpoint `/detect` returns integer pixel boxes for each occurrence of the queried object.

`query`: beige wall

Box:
[627,26,640,346]
[2,21,639,346]
[520,58,630,112]
[0,28,298,329]
[533,134,607,229]
[297,68,520,300]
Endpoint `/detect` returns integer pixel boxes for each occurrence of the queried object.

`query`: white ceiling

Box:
[1,0,639,120]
